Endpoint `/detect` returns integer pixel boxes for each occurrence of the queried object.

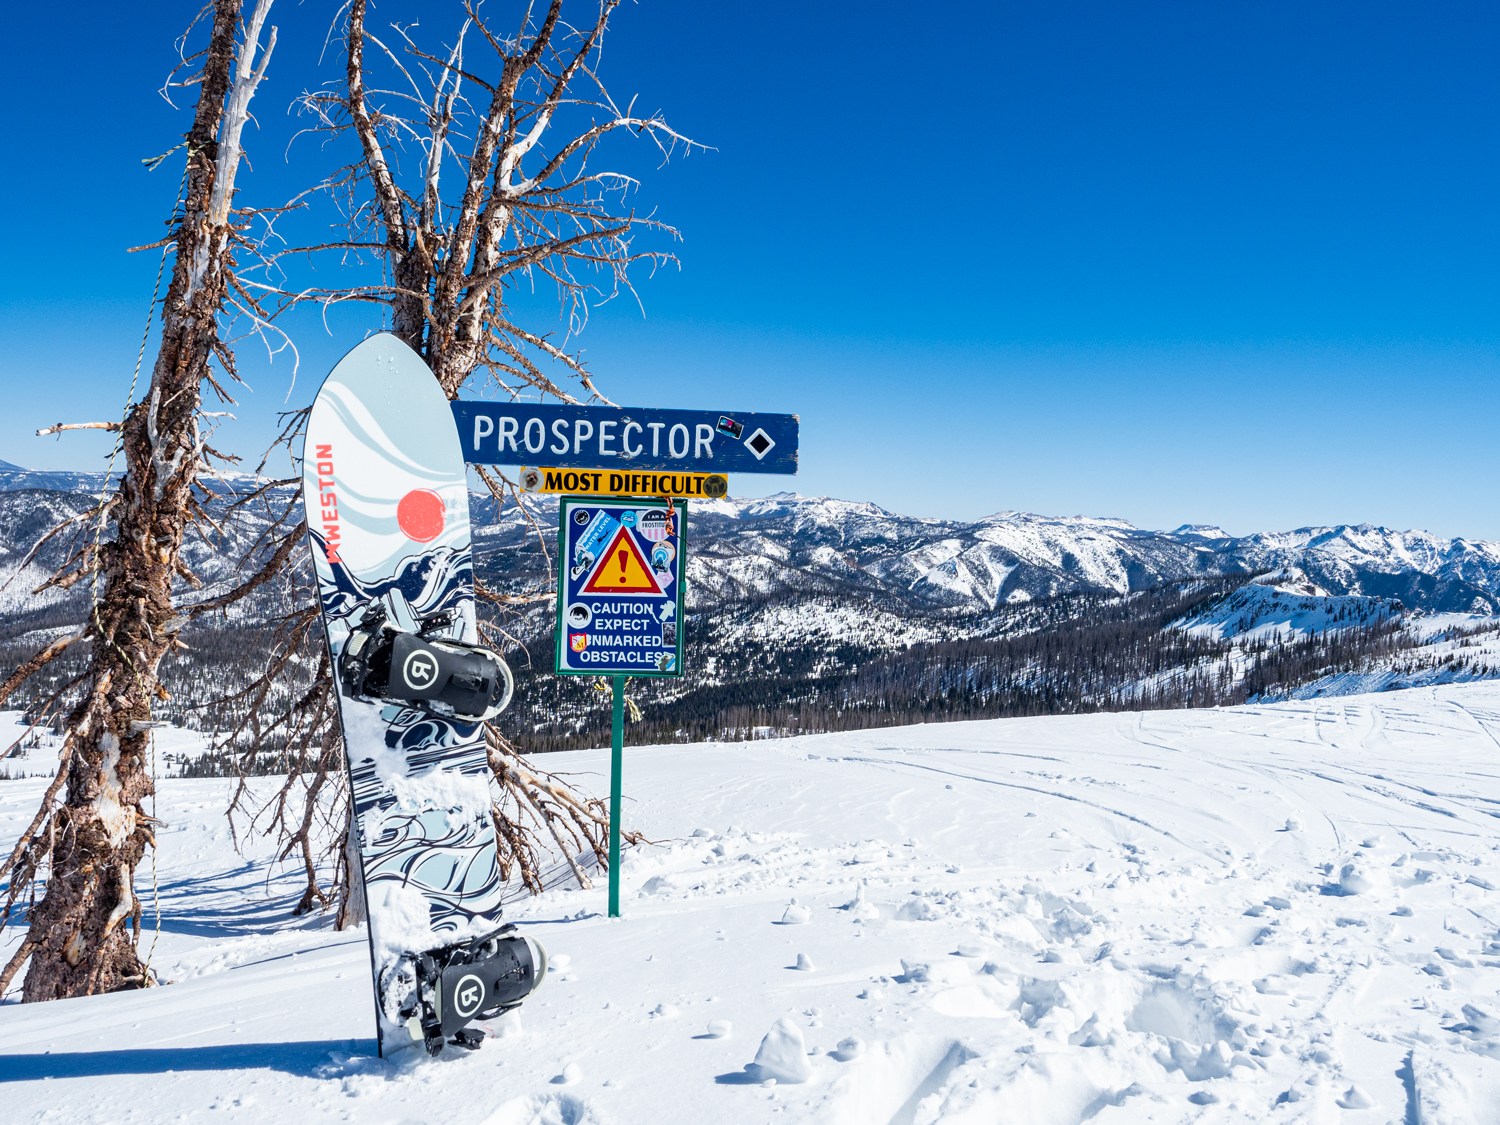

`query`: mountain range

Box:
[2,459,1497,753]
[471,491,1500,617]
[5,459,1497,616]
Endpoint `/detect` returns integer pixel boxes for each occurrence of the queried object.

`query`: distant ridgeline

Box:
[0,458,117,494]
[2,462,1498,763]
[0,459,265,497]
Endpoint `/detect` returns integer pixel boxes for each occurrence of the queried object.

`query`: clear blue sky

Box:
[2,1,1497,538]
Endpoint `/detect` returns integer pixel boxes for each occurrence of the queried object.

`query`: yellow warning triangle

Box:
[581,527,664,595]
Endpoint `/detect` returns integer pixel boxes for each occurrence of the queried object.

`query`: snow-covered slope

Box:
[1282,614,1500,700]
[1176,568,1403,642]
[4,685,1500,1122]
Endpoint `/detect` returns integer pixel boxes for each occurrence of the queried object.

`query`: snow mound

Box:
[749,1017,814,1083]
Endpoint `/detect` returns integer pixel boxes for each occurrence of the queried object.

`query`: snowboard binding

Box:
[340,605,514,723]
[389,925,548,1055]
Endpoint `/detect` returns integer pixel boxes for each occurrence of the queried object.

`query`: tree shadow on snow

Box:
[149,863,336,938]
[0,1039,370,1082]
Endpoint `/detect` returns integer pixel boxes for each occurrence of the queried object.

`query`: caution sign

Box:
[520,466,727,500]
[557,497,686,677]
[581,527,663,595]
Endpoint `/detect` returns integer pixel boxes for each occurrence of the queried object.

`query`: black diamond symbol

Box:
[745,428,774,459]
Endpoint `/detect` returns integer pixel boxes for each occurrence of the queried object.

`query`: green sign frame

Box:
[554,496,687,678]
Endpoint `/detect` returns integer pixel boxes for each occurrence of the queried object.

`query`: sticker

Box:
[557,497,685,680]
[571,511,620,579]
[704,474,728,499]
[580,528,664,595]
[717,415,744,439]
[573,508,591,525]
[519,467,543,492]
[743,428,775,460]
[397,488,446,542]
[637,509,669,543]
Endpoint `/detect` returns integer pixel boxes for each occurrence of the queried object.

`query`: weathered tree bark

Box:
[12,0,276,1001]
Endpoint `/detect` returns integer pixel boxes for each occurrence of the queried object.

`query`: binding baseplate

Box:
[339,605,514,723]
[385,925,547,1055]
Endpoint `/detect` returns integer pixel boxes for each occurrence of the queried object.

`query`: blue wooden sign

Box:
[555,497,686,677]
[454,402,798,475]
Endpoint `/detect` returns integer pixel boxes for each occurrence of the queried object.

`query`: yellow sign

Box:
[518,466,728,500]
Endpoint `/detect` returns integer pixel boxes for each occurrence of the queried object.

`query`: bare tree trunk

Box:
[14,0,275,1001]
[335,806,367,929]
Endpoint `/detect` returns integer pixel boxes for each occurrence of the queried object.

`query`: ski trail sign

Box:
[556,497,685,677]
[518,465,729,500]
[455,402,798,475]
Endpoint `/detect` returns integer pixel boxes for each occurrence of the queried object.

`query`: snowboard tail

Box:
[387,925,547,1055]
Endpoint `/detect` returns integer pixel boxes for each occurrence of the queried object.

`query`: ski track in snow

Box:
[4,685,1500,1122]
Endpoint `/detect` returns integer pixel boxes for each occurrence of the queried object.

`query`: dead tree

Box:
[221,0,693,919]
[303,0,692,394]
[0,0,277,1000]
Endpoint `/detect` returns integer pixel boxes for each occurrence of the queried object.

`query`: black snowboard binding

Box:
[340,605,514,722]
[390,925,548,1055]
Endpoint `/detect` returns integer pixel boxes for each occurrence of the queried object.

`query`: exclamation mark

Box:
[618,547,628,583]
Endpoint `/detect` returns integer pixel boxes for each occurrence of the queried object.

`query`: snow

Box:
[4,684,1500,1121]
[1176,568,1401,642]
[0,714,226,780]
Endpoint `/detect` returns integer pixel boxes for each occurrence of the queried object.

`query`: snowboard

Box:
[302,333,542,1056]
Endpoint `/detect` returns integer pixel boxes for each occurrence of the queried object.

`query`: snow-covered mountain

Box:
[1175,568,1404,642]
[3,458,1496,615]
[3,464,1498,747]
[0,458,114,494]
[1230,524,1500,615]
[468,490,1500,616]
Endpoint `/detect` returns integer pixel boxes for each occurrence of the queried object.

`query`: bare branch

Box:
[36,422,124,437]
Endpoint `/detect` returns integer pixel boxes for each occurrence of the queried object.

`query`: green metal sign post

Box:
[609,674,625,918]
[554,497,686,919]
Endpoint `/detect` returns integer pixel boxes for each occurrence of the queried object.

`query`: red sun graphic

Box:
[397,488,446,542]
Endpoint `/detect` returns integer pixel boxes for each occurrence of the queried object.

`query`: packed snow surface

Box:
[5,685,1500,1122]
